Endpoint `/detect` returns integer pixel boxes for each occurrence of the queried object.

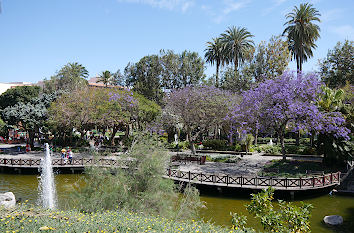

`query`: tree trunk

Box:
[295,130,300,146]
[28,130,35,149]
[187,130,196,155]
[254,128,258,145]
[280,130,286,161]
[310,131,315,147]
[216,62,220,87]
[109,126,118,146]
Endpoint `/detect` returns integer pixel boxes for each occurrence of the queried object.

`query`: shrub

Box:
[234,144,242,152]
[232,187,312,233]
[203,139,228,150]
[70,135,203,220]
[255,145,281,154]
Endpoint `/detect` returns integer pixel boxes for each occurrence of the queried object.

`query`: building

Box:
[0,82,35,95]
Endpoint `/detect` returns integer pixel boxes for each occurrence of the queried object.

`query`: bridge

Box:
[0,157,341,191]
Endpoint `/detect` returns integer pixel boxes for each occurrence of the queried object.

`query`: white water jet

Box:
[38,143,57,209]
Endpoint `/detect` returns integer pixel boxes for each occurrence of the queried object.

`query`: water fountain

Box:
[38,143,57,209]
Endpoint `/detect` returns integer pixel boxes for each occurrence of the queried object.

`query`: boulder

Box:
[323,215,343,225]
[0,192,16,209]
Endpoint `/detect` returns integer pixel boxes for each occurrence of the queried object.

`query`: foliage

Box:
[1,92,59,147]
[220,67,253,94]
[228,72,349,160]
[0,117,7,137]
[205,155,240,163]
[316,85,353,163]
[125,50,205,103]
[165,86,237,154]
[0,204,245,233]
[221,26,255,71]
[97,70,112,87]
[240,134,254,153]
[160,50,205,89]
[254,145,281,154]
[0,85,40,110]
[48,87,158,146]
[283,3,321,72]
[71,135,204,220]
[251,36,290,83]
[259,160,338,178]
[43,62,89,92]
[231,187,312,232]
[202,139,229,151]
[320,40,354,88]
[205,37,227,87]
[125,55,164,103]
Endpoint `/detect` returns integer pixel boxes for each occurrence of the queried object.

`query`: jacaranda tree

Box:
[228,72,349,160]
[165,86,237,154]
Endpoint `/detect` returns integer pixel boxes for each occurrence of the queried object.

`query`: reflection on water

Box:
[1,174,353,233]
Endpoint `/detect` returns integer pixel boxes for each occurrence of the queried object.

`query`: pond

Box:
[0,174,353,233]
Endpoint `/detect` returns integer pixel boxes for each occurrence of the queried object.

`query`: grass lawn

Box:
[258,160,342,178]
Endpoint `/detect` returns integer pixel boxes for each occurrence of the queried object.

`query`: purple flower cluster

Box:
[109,90,138,110]
[228,72,350,139]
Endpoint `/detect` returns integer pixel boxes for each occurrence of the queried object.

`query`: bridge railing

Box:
[0,158,133,167]
[166,168,340,189]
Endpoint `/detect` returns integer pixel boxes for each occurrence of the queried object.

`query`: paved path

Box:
[177,153,279,176]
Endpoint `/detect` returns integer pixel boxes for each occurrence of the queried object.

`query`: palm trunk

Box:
[216,62,220,87]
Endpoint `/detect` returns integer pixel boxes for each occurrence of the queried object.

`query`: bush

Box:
[234,144,242,152]
[70,135,203,220]
[255,145,281,154]
[202,139,228,150]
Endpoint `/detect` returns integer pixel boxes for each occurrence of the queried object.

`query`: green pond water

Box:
[0,174,353,233]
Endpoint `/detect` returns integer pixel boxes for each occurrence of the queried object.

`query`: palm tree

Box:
[283,3,321,73]
[221,26,254,72]
[205,37,227,87]
[97,70,112,87]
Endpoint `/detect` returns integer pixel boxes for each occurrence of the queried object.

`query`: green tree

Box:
[97,70,112,87]
[111,69,125,86]
[0,117,7,138]
[283,3,321,73]
[220,67,253,94]
[205,37,227,87]
[2,92,58,148]
[320,40,354,88]
[125,56,164,103]
[44,62,89,92]
[0,86,40,110]
[160,50,205,89]
[221,26,255,71]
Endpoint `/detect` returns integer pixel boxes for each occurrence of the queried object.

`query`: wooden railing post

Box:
[323,175,325,186]
[19,159,22,166]
[188,171,191,181]
[285,178,288,189]
[240,176,243,187]
[11,159,13,166]
[312,177,315,187]
[226,175,229,186]
[299,177,302,189]
[330,173,333,183]
[81,158,84,165]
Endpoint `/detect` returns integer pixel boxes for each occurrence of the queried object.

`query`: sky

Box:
[0,0,353,83]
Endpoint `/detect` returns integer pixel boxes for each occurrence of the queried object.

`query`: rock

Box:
[323,215,343,225]
[0,192,16,209]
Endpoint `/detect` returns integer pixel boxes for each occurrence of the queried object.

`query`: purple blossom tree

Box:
[165,86,237,154]
[228,72,350,160]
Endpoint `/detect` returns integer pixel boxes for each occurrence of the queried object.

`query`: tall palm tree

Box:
[97,70,112,87]
[221,26,254,72]
[283,3,321,73]
[205,37,227,87]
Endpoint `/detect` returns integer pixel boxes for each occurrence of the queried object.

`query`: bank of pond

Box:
[0,174,353,233]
